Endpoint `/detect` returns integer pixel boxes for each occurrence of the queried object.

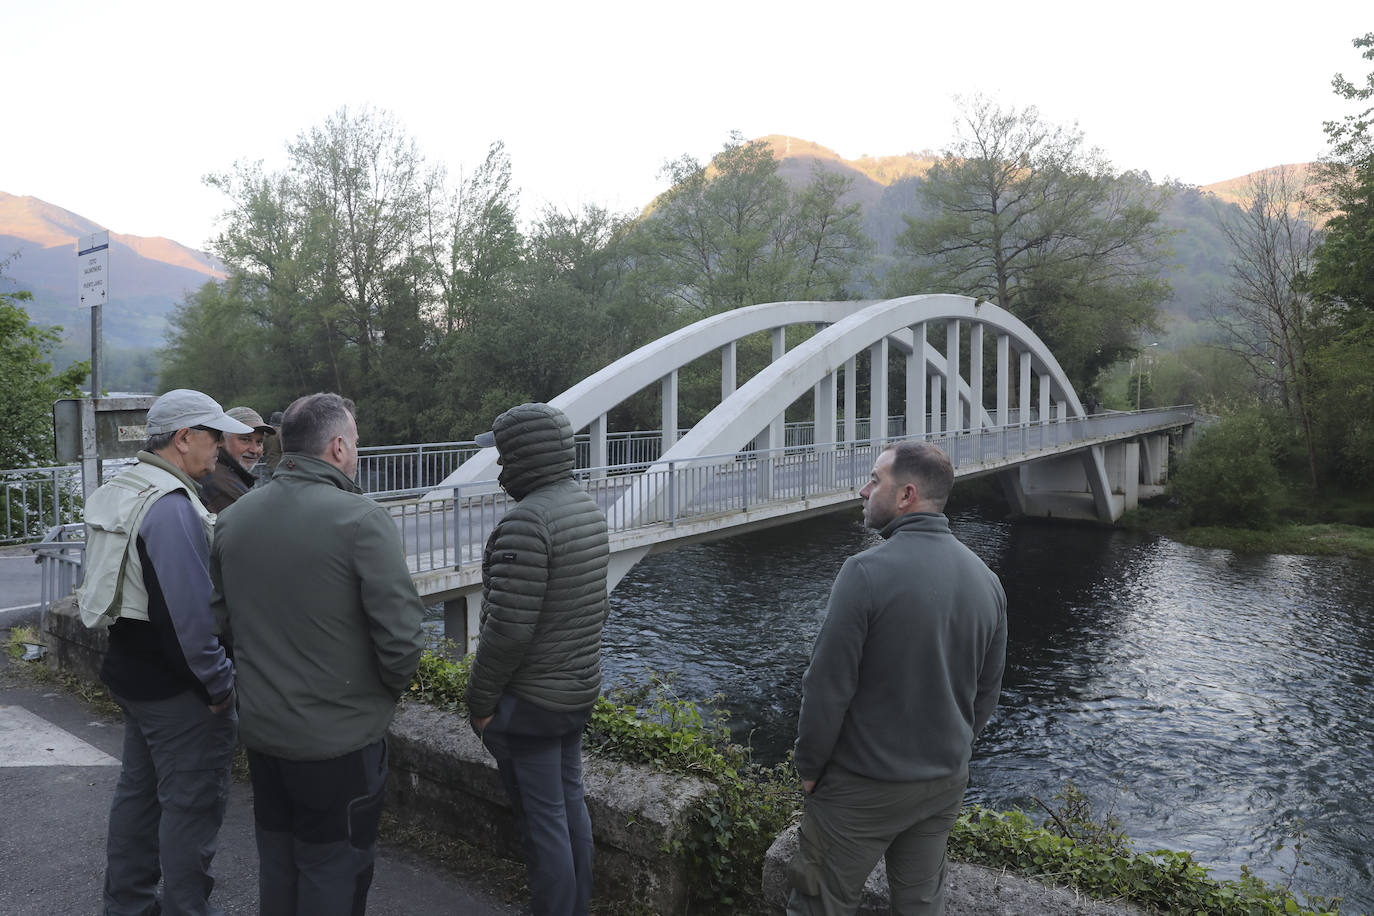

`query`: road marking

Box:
[0,603,40,614]
[0,705,119,767]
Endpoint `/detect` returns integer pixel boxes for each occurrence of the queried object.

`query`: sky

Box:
[6,1,1371,251]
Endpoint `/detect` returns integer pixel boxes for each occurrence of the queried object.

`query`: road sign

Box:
[78,231,109,307]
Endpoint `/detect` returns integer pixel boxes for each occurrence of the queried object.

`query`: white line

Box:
[0,705,119,767]
[0,604,40,614]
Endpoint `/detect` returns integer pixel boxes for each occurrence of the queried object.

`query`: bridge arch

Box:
[607,294,1101,532]
[432,295,1082,494]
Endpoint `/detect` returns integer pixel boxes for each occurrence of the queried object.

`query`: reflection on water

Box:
[603,511,1374,910]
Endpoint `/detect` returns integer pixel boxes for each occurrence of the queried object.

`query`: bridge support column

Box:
[721,342,737,399]
[1019,352,1032,426]
[945,319,961,432]
[662,371,678,451]
[815,371,837,487]
[1038,372,1051,426]
[1139,432,1169,497]
[930,374,943,434]
[844,356,857,445]
[1011,444,1123,523]
[870,339,888,445]
[970,323,984,432]
[590,413,609,478]
[907,322,926,438]
[444,592,483,656]
[997,334,1011,427]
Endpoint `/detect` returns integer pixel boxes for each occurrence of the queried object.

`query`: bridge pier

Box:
[1004,435,1174,524]
[443,593,483,656]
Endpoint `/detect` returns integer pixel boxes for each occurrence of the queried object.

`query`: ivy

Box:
[406,650,1346,914]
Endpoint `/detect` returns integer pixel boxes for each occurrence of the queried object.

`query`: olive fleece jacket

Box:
[794,512,1007,784]
[210,453,425,761]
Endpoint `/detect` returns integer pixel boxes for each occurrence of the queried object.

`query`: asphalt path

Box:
[0,644,523,916]
[0,546,43,629]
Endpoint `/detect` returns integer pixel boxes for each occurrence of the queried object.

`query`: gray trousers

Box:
[104,689,237,916]
[246,739,388,916]
[786,765,968,916]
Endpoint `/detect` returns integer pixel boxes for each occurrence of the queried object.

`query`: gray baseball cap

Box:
[145,389,254,435]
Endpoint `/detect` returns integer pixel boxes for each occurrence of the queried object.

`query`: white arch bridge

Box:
[378,295,1193,650]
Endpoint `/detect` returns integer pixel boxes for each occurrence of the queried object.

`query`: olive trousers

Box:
[785,765,968,916]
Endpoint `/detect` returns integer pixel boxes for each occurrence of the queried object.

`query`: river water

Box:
[601,511,1374,911]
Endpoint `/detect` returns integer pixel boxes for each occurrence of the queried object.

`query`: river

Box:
[601,511,1374,911]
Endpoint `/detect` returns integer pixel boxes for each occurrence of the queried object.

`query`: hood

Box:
[491,403,576,500]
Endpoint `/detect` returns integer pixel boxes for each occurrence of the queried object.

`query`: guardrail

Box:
[13,406,1193,613]
[387,407,1195,576]
[29,523,86,611]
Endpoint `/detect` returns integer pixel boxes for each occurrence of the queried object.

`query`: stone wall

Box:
[762,824,1147,915]
[386,702,715,914]
[42,598,105,684]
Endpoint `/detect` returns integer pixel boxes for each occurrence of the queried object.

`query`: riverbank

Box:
[1119,503,1374,560]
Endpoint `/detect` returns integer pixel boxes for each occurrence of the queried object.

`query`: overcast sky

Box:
[7,1,1370,250]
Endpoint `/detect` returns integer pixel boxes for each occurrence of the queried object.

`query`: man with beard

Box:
[199,406,275,512]
[787,440,1007,915]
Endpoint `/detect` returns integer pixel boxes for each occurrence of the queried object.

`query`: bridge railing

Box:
[388,406,1194,575]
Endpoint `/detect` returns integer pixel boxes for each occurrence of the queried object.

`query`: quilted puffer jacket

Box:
[465,403,610,717]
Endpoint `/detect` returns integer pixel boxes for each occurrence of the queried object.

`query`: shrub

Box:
[1170,413,1282,528]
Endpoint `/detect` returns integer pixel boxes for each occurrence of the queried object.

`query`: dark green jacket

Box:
[794,512,1007,783]
[210,453,425,760]
[465,403,610,718]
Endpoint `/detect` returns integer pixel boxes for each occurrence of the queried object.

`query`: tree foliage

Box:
[636,132,869,316]
[1170,414,1281,529]
[1208,166,1323,487]
[889,95,1173,395]
[0,262,89,467]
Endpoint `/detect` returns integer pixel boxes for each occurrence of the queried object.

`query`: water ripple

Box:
[603,511,1374,910]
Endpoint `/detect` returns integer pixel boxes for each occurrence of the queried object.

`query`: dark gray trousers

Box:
[786,765,968,916]
[246,739,388,916]
[479,694,594,916]
[103,690,237,916]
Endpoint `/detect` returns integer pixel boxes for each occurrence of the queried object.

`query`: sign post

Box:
[77,231,110,495]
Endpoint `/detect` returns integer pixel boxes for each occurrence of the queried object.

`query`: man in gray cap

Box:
[75,388,251,916]
[199,406,276,513]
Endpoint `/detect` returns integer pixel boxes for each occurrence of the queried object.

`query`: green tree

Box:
[890,95,1173,395]
[1306,33,1374,487]
[421,142,525,335]
[196,107,446,441]
[1207,165,1323,488]
[0,264,89,467]
[637,132,869,316]
[1170,413,1281,529]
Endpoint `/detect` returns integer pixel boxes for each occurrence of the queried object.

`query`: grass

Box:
[2,625,121,718]
[1121,497,1374,560]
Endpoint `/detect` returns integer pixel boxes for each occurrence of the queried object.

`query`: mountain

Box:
[0,191,225,353]
[754,135,1312,320]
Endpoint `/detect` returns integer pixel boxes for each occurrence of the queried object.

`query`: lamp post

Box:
[1136,342,1158,410]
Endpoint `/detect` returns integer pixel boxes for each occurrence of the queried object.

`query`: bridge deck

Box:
[392,408,1192,602]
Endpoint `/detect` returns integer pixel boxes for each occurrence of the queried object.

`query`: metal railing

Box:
[388,406,1194,577]
[29,523,86,611]
[2,465,80,546]
[11,406,1193,612]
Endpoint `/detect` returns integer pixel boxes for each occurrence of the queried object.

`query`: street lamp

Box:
[1136,342,1158,410]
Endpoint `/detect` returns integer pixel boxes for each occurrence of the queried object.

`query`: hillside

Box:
[752,135,1313,320]
[0,191,225,354]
